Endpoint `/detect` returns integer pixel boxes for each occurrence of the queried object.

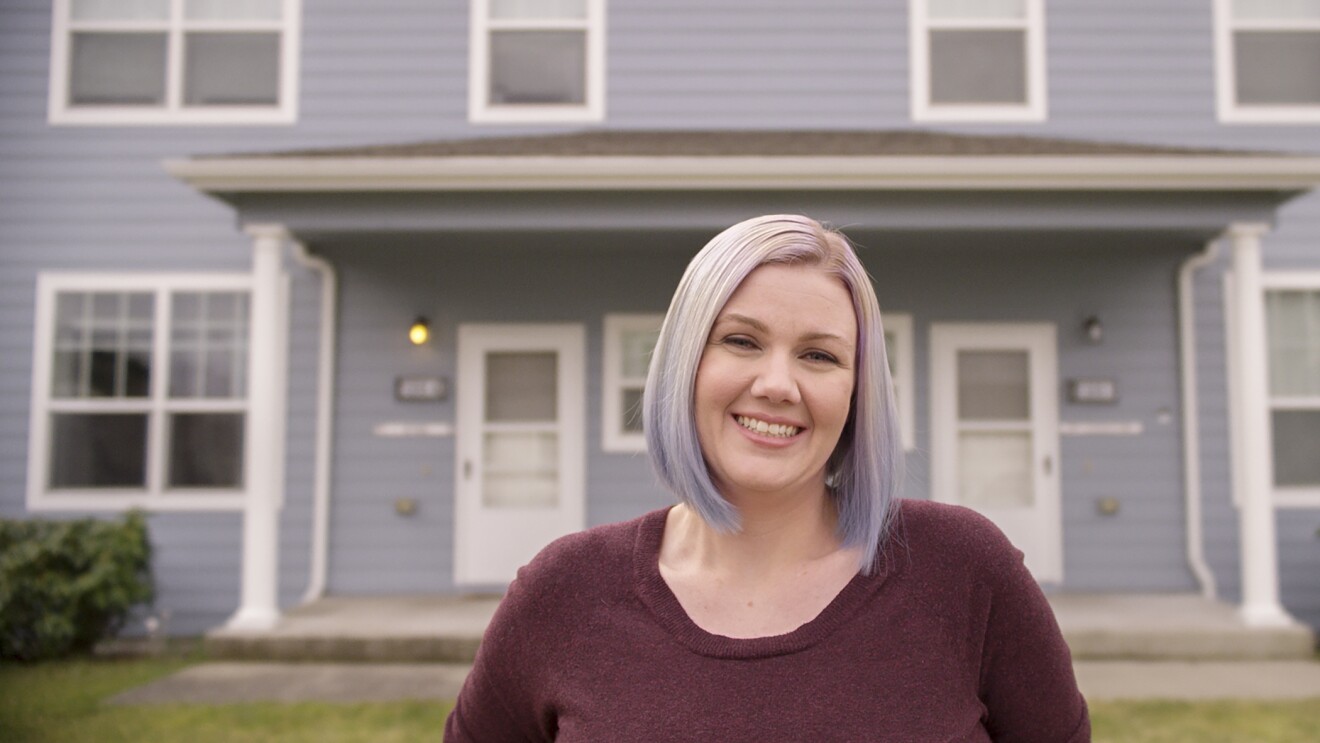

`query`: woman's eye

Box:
[804,350,840,364]
[722,335,757,349]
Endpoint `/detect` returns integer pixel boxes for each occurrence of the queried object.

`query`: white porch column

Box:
[226,224,289,631]
[1227,222,1292,628]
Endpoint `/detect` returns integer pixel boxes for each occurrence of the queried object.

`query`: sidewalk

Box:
[107,659,1320,705]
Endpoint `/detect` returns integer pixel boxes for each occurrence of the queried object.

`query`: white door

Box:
[455,324,585,586]
[930,323,1062,582]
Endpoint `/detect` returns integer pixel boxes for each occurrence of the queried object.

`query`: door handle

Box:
[464,459,472,479]
[1043,455,1053,476]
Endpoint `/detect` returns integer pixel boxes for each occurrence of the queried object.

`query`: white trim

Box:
[1261,270,1320,508]
[930,322,1062,583]
[468,0,605,124]
[165,153,1320,193]
[910,0,1047,122]
[48,0,300,126]
[601,313,663,453]
[882,313,916,451]
[1276,489,1320,508]
[455,323,587,586]
[27,272,253,513]
[1214,0,1320,124]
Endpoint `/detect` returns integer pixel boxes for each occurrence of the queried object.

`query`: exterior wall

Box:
[1,0,1318,630]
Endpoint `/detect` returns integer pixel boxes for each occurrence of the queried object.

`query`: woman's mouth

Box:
[734,414,801,438]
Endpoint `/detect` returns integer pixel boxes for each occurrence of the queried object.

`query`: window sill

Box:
[49,105,297,126]
[1275,488,1320,509]
[28,492,248,512]
[469,104,604,125]
[1218,105,1320,125]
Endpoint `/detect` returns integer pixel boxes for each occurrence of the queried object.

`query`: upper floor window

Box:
[910,0,1047,122]
[48,0,300,125]
[469,0,605,123]
[28,274,252,511]
[1264,274,1320,506]
[1215,0,1320,123]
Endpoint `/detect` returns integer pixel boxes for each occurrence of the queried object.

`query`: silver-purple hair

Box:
[643,214,903,574]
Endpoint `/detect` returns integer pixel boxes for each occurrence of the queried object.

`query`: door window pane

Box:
[491,0,586,19]
[930,29,1027,104]
[958,350,1029,420]
[168,413,244,488]
[69,32,167,105]
[483,431,559,507]
[929,0,1025,19]
[185,0,283,20]
[72,0,169,21]
[1232,0,1320,19]
[49,413,148,488]
[958,431,1033,507]
[184,32,280,106]
[1235,32,1320,105]
[486,351,557,422]
[489,30,587,105]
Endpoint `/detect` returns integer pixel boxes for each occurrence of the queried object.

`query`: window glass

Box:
[489,30,587,105]
[52,291,153,399]
[168,413,244,487]
[621,387,644,433]
[1234,32,1320,105]
[621,328,658,378]
[69,32,167,105]
[486,351,558,421]
[930,29,1027,104]
[1272,410,1320,486]
[72,0,168,21]
[49,413,148,488]
[1231,0,1320,19]
[929,0,1025,19]
[958,350,1029,420]
[1267,290,1320,396]
[170,291,250,399]
[490,0,586,19]
[184,33,281,106]
[185,0,283,20]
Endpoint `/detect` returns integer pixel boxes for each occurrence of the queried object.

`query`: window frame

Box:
[601,313,663,453]
[1262,271,1320,508]
[909,0,1047,123]
[27,272,254,512]
[47,0,301,126]
[1214,0,1320,124]
[468,0,606,124]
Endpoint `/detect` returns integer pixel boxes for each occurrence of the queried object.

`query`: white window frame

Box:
[601,313,663,453]
[884,313,917,451]
[1262,271,1320,508]
[468,0,606,124]
[48,0,301,126]
[27,272,254,512]
[1214,0,1320,124]
[909,0,1047,122]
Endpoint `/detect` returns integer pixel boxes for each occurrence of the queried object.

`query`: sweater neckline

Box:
[632,507,891,659]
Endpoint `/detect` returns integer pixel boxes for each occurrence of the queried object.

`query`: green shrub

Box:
[0,512,154,661]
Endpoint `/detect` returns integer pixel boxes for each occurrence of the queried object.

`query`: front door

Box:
[930,323,1062,582]
[455,324,585,586]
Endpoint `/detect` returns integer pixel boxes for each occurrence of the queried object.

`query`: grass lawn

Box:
[3,655,1320,742]
[0,656,451,743]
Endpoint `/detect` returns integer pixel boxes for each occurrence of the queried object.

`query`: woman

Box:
[445,215,1090,742]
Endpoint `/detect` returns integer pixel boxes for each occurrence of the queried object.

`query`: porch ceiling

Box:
[164,130,1320,243]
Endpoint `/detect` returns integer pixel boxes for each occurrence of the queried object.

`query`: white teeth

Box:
[736,415,799,438]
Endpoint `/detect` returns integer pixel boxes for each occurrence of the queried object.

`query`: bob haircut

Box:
[643,214,903,574]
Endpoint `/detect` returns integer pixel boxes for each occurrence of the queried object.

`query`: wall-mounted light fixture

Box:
[408,316,430,346]
[1083,315,1104,344]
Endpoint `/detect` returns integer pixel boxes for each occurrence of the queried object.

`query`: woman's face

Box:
[694,263,858,504]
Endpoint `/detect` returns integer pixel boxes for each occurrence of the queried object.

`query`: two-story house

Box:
[2,0,1319,639]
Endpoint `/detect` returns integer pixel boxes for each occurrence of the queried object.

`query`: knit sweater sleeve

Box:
[973,519,1091,743]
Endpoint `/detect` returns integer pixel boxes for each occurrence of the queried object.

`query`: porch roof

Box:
[164,130,1320,241]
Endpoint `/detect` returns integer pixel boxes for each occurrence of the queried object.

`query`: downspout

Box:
[290,241,338,604]
[1178,238,1220,599]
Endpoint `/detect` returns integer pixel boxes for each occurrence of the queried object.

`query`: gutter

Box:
[289,241,338,604]
[1178,239,1221,599]
[163,155,1320,193]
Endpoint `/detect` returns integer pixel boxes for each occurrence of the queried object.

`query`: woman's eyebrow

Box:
[717,312,851,346]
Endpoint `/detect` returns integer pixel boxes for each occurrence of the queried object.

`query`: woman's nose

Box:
[749,353,801,404]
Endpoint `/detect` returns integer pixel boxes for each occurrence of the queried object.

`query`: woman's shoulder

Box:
[888,498,1022,569]
[509,508,666,600]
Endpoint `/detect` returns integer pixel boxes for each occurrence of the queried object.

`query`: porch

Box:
[204,593,1315,663]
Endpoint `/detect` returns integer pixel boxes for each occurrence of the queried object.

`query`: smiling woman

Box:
[444,215,1091,742]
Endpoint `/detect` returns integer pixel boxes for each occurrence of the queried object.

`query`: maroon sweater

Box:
[445,499,1090,742]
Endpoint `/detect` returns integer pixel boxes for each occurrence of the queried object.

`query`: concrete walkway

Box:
[107,659,1320,705]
